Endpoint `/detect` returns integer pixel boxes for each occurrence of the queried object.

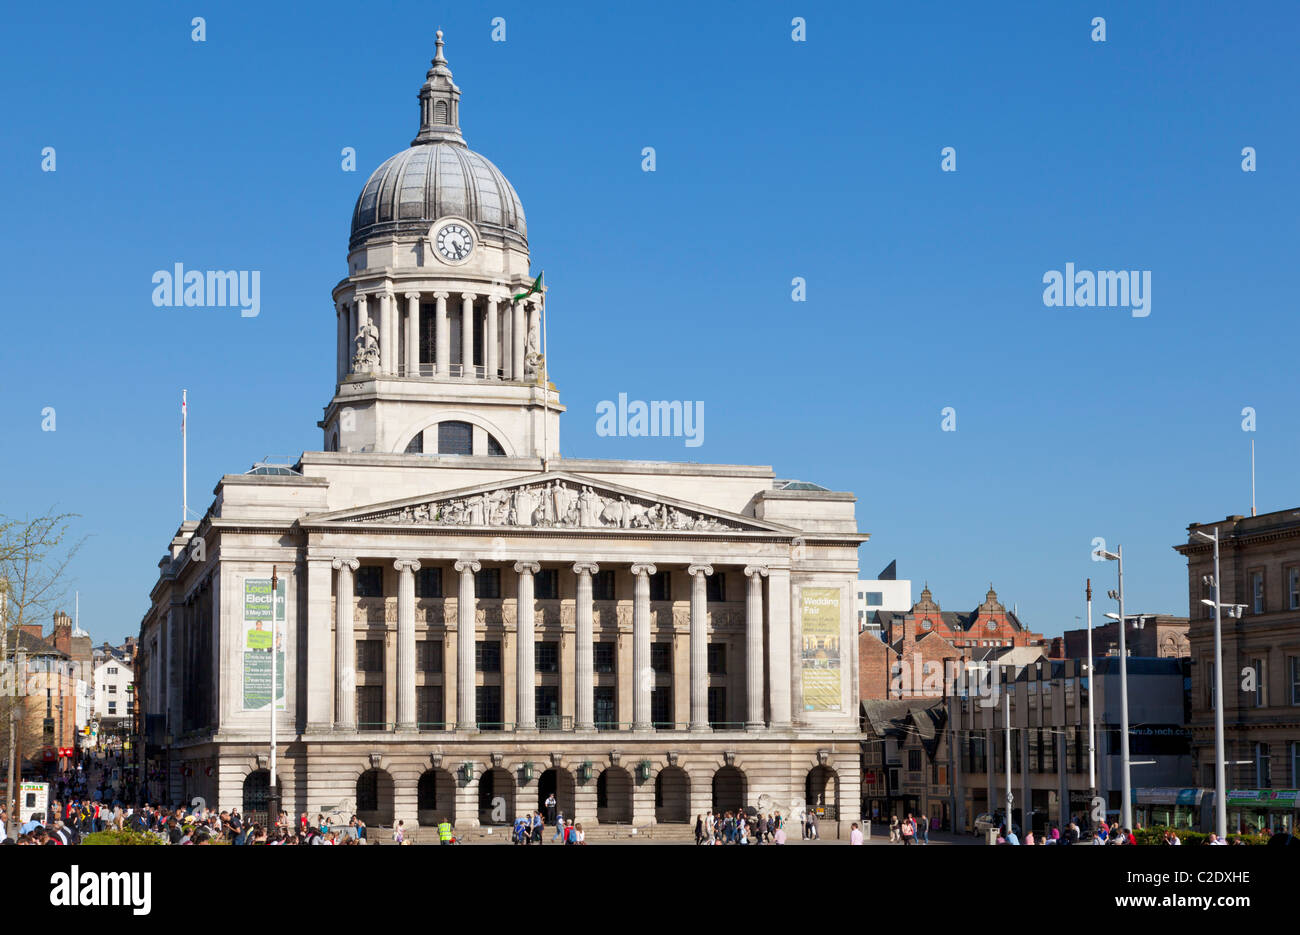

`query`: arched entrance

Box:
[806,765,839,821]
[356,768,394,827]
[537,767,575,821]
[241,769,281,823]
[417,768,456,827]
[712,765,747,814]
[596,766,633,824]
[654,766,690,823]
[478,767,515,825]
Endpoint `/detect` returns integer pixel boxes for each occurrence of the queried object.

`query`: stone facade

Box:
[135,35,867,836]
[1174,509,1300,800]
[1060,615,1190,660]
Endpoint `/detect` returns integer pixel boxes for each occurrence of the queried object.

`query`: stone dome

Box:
[350,142,527,251]
[348,31,527,252]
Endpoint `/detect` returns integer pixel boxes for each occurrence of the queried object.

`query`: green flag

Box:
[512,271,543,303]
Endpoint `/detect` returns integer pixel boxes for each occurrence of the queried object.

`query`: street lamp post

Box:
[1099,547,1132,831]
[1192,528,1245,842]
[1003,667,1013,834]
[267,566,280,827]
[1085,579,1097,802]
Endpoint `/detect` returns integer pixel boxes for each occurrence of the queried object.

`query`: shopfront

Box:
[1225,788,1298,835]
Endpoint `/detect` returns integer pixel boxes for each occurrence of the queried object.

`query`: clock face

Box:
[921,620,932,631]
[435,223,473,261]
[986,620,997,631]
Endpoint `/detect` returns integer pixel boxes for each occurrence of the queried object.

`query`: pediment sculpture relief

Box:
[372,480,743,532]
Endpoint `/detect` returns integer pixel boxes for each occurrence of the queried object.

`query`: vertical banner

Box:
[243,577,286,711]
[800,587,841,711]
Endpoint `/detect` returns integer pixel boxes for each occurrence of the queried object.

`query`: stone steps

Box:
[370,822,697,844]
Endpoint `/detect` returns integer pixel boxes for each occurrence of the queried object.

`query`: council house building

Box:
[136,33,865,834]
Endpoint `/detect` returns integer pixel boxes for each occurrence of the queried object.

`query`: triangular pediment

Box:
[305,471,796,535]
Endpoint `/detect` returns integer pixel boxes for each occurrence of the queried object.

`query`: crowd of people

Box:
[506,811,585,844]
[693,809,797,844]
[995,821,1185,845]
[0,797,376,846]
[2,751,389,846]
[887,813,932,844]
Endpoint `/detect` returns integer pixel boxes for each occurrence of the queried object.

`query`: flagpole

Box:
[182,389,188,525]
[541,277,549,473]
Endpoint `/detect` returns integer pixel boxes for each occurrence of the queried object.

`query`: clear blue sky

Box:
[2,1,1296,644]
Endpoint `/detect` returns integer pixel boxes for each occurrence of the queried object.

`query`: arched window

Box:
[487,435,505,457]
[435,100,449,124]
[404,432,424,454]
[437,421,472,455]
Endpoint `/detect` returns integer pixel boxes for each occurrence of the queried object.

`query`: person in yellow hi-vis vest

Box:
[438,818,453,845]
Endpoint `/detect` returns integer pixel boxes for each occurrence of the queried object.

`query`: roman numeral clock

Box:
[434,222,473,262]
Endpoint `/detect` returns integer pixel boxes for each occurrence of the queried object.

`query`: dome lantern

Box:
[413,29,464,146]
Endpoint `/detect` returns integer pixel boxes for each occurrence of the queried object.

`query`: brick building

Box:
[1,611,90,777]
[859,586,1048,701]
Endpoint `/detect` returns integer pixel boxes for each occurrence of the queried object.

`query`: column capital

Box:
[380,290,395,302]
[572,561,599,576]
[513,561,540,575]
[688,563,714,577]
[394,559,422,573]
[630,563,657,577]
[744,565,769,578]
[356,293,370,306]
[461,292,479,303]
[454,559,481,574]
[331,557,359,571]
[489,293,508,305]
[432,291,450,300]
[403,291,421,301]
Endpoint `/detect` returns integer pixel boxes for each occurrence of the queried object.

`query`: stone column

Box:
[348,299,358,371]
[356,293,369,328]
[486,295,500,379]
[573,562,599,730]
[631,563,656,730]
[336,303,347,380]
[767,568,792,728]
[332,558,359,729]
[512,300,525,379]
[394,559,421,731]
[166,606,181,738]
[306,558,333,732]
[688,564,713,731]
[460,293,477,377]
[515,562,539,730]
[455,560,480,729]
[433,291,449,376]
[744,565,768,730]
[379,291,394,374]
[404,292,420,375]
[501,302,513,380]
